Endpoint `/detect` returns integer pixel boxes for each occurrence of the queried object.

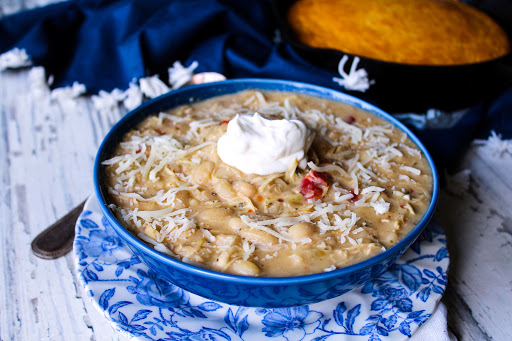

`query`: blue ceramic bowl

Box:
[94,79,439,308]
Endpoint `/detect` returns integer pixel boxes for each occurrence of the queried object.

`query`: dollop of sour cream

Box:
[217,113,314,175]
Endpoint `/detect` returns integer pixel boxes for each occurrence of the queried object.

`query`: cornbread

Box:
[103,90,432,277]
[287,0,510,65]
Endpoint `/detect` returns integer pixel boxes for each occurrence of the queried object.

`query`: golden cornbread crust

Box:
[287,0,510,65]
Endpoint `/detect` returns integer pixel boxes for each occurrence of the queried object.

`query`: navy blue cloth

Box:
[1,0,511,168]
[1,0,338,92]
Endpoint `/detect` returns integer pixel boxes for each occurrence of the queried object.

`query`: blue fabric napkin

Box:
[1,0,511,168]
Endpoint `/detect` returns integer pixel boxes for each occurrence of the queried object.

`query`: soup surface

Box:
[103,90,432,277]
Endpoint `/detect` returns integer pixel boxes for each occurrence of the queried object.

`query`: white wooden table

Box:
[1,1,512,340]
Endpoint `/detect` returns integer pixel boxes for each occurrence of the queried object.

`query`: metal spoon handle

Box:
[31,200,86,259]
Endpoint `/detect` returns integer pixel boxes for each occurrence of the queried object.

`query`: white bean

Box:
[233,181,257,197]
[229,260,260,276]
[191,161,215,186]
[228,217,245,231]
[196,207,232,230]
[288,222,317,238]
[240,228,278,246]
[214,179,236,199]
[214,234,241,247]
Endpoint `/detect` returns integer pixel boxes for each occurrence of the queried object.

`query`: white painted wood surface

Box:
[0,67,125,341]
[438,147,512,341]
[1,1,512,340]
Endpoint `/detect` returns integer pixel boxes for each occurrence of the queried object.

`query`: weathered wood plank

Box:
[437,146,512,341]
[0,0,64,17]
[0,68,123,340]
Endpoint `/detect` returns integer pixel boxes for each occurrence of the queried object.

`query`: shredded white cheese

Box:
[139,75,170,99]
[332,55,374,92]
[0,48,31,70]
[324,265,337,272]
[401,165,421,176]
[168,61,198,89]
[240,215,311,244]
[242,241,256,261]
[308,161,348,176]
[50,81,86,104]
[473,130,512,157]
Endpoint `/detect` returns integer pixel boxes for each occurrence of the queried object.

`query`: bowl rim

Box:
[93,78,439,285]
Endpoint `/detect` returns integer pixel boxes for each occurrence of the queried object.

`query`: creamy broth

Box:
[103,90,432,277]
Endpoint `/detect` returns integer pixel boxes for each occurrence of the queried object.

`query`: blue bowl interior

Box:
[94,78,439,287]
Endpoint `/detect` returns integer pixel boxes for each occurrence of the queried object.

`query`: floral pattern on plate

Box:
[74,196,449,341]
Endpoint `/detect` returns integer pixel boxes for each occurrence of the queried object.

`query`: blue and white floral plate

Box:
[74,196,449,341]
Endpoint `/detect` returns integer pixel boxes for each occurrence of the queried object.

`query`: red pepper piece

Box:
[135,146,151,157]
[344,116,356,124]
[300,170,329,200]
[349,189,361,202]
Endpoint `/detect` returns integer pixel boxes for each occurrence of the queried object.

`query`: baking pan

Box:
[272,0,512,113]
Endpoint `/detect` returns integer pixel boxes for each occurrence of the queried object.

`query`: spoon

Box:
[31,72,227,259]
[31,200,86,259]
